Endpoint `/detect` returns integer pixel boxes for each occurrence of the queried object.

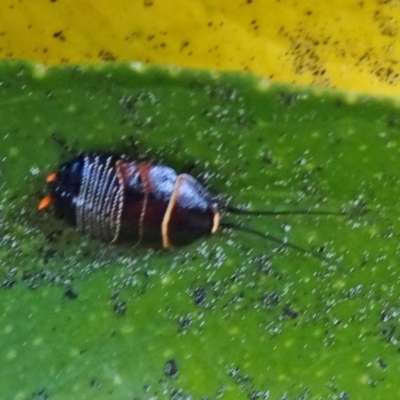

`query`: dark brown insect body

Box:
[39,153,220,248]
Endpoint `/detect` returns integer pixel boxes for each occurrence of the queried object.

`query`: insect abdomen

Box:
[117,162,177,245]
[76,155,124,242]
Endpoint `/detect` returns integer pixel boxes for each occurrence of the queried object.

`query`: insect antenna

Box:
[221,205,353,260]
[225,204,347,217]
[220,221,315,257]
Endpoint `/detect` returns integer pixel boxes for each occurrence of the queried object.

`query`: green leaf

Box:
[1,61,399,399]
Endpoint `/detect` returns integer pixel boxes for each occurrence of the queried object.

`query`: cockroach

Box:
[38,152,343,253]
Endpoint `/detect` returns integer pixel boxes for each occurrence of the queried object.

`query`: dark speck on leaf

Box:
[180,41,190,51]
[228,366,240,378]
[64,287,78,300]
[334,99,344,108]
[170,388,191,399]
[113,301,127,315]
[262,292,281,309]
[2,279,16,289]
[110,291,119,301]
[119,95,135,111]
[380,324,397,344]
[282,305,299,319]
[164,359,178,379]
[261,151,273,164]
[52,31,65,41]
[99,50,117,61]
[90,378,102,389]
[377,357,387,370]
[380,308,395,322]
[27,388,51,400]
[143,384,150,392]
[387,114,400,129]
[193,286,206,306]
[278,91,298,107]
[249,390,271,399]
[178,315,192,329]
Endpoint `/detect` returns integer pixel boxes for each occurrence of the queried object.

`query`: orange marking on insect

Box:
[115,160,138,186]
[212,212,220,234]
[46,172,57,183]
[38,196,53,210]
[139,162,154,193]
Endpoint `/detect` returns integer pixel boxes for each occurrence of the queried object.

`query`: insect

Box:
[38,151,342,252]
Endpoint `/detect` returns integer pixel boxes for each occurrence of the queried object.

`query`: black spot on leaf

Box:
[164,359,178,379]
